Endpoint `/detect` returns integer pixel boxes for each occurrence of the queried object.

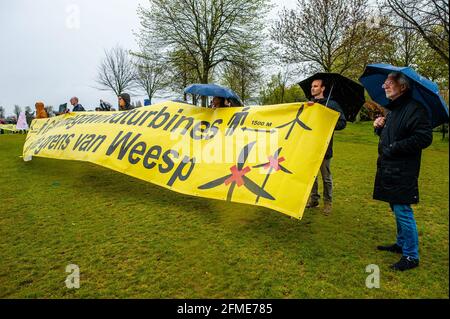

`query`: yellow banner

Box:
[0,124,23,132]
[23,101,339,219]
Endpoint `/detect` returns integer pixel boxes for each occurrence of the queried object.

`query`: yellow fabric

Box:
[0,124,20,132]
[23,101,339,219]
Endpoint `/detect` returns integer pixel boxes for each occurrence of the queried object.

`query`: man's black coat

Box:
[373,91,433,204]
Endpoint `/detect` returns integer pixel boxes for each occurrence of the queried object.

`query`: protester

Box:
[373,72,432,271]
[25,109,35,125]
[35,101,48,119]
[118,93,133,111]
[306,78,346,214]
[70,97,85,112]
[99,99,112,111]
[210,96,226,108]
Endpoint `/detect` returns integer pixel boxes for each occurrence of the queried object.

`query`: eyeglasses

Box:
[382,80,395,88]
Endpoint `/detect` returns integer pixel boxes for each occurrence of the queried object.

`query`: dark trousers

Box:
[310,158,332,203]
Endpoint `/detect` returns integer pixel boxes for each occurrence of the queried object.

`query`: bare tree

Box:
[137,0,270,106]
[373,10,448,85]
[25,106,35,125]
[221,45,263,104]
[372,16,424,66]
[167,48,201,102]
[381,0,449,65]
[96,46,137,97]
[259,70,306,105]
[13,105,22,119]
[132,51,170,105]
[392,19,423,66]
[272,0,383,77]
[0,106,5,118]
[45,106,54,117]
[269,67,292,104]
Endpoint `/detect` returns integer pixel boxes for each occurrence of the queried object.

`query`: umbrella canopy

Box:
[184,83,243,106]
[359,63,449,128]
[99,100,112,111]
[298,73,365,122]
[58,103,68,113]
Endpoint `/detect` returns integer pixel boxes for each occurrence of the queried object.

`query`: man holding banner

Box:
[70,97,85,112]
[306,78,346,215]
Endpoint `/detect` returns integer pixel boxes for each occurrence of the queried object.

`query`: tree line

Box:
[2,1,446,122]
[95,0,448,108]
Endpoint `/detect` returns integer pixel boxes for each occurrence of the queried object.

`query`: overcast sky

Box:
[0,0,298,116]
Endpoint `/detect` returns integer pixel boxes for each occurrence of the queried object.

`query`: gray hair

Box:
[388,72,410,90]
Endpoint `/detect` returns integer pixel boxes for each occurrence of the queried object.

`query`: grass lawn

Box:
[0,121,448,298]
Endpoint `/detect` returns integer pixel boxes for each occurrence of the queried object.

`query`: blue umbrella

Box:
[359,63,449,128]
[184,83,243,106]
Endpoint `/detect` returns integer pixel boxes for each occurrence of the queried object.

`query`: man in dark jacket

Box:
[306,78,347,214]
[70,97,85,112]
[373,72,432,271]
[118,93,133,111]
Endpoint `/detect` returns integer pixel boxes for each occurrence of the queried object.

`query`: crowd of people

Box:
[27,92,135,119]
[7,92,237,123]
[1,72,438,272]
[209,97,237,108]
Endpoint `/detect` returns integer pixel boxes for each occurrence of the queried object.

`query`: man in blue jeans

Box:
[373,72,432,271]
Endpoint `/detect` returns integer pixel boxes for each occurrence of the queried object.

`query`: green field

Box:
[0,122,448,298]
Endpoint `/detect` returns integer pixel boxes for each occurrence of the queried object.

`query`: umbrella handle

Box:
[325,83,334,106]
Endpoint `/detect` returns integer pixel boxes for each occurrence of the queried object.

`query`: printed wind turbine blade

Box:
[276,121,294,129]
[198,175,232,189]
[255,169,272,204]
[226,182,236,201]
[242,176,275,200]
[279,165,293,174]
[298,120,312,130]
[274,147,282,158]
[253,162,269,168]
[237,141,256,170]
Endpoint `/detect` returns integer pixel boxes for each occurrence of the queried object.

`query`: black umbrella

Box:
[298,73,365,122]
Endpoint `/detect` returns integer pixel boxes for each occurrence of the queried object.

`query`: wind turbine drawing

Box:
[276,104,312,140]
[252,147,292,203]
[198,141,275,202]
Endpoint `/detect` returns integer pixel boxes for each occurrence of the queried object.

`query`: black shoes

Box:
[377,244,419,271]
[390,256,419,271]
[306,199,319,208]
[377,243,403,254]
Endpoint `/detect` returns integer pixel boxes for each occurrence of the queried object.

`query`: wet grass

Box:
[0,121,448,298]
